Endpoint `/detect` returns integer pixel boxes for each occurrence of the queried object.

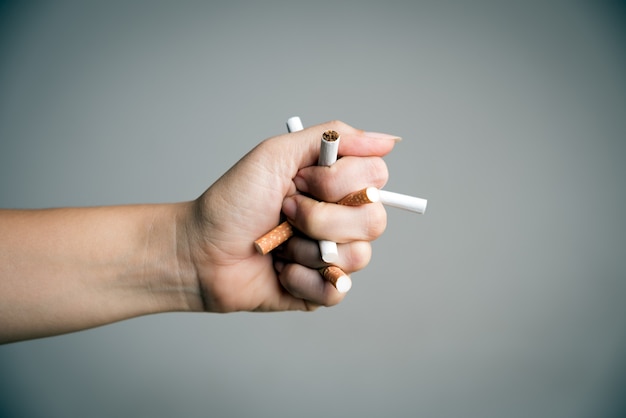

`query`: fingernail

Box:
[282,196,297,220]
[363,131,403,142]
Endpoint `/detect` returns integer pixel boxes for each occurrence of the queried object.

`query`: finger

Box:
[258,120,400,184]
[337,131,401,158]
[293,156,389,202]
[275,236,372,272]
[282,195,387,243]
[277,263,347,307]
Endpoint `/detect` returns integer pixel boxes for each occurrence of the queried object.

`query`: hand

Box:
[185,120,399,312]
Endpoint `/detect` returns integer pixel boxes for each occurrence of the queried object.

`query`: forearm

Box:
[0,203,203,343]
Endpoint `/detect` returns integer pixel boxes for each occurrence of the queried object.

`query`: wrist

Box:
[156,201,206,313]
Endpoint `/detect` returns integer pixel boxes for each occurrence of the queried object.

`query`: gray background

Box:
[1,0,625,417]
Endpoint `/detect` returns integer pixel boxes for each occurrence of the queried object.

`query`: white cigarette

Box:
[318,130,340,166]
[316,130,340,263]
[286,116,304,133]
[378,189,428,214]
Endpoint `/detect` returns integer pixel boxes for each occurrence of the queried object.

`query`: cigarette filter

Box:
[254,221,293,255]
[319,265,352,293]
[337,187,381,206]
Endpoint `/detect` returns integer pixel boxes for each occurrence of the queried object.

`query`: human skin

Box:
[0,120,399,343]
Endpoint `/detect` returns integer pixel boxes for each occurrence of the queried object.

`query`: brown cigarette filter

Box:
[254,221,293,255]
[319,265,352,293]
[337,187,380,206]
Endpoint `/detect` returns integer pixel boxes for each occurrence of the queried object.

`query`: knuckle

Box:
[298,166,337,201]
[297,200,327,238]
[366,206,387,239]
[369,157,389,186]
[322,296,343,308]
[323,120,355,135]
[326,119,346,129]
[347,241,372,271]
[312,168,336,199]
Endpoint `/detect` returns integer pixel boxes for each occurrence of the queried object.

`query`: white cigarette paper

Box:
[318,130,340,166]
[286,116,304,133]
[378,189,428,214]
[316,130,340,263]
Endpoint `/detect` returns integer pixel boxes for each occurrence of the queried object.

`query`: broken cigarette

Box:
[337,187,381,206]
[286,116,304,133]
[319,266,352,294]
[378,190,428,214]
[318,130,340,166]
[338,187,427,214]
[317,130,340,264]
[254,220,293,255]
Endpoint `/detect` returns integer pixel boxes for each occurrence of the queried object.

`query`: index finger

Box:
[286,120,401,160]
[338,130,402,158]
